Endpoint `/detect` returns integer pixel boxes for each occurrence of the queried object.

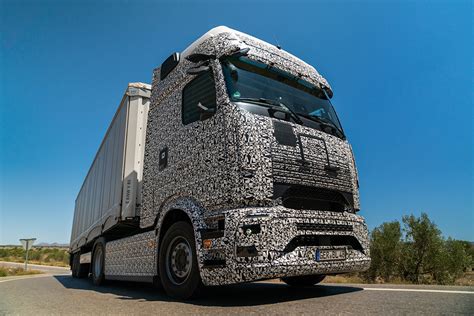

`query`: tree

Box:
[361,213,471,285]
[460,241,474,262]
[400,213,444,283]
[443,238,472,281]
[366,221,402,282]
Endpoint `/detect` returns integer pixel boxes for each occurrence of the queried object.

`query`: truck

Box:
[69,26,371,299]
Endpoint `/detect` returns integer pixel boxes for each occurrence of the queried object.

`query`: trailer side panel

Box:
[70,83,151,252]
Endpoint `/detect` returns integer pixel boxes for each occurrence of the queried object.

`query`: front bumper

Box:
[198,206,371,286]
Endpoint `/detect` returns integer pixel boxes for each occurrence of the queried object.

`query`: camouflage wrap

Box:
[103,28,370,285]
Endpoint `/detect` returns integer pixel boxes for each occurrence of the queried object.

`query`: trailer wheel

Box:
[72,252,89,278]
[92,238,106,285]
[281,274,326,287]
[71,253,79,278]
[159,221,202,299]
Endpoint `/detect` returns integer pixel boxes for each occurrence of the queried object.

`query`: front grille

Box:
[296,223,353,232]
[283,235,364,253]
[271,142,353,193]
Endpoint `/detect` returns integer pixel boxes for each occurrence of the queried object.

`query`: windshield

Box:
[221,56,344,134]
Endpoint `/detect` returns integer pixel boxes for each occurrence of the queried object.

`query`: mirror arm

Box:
[186,53,216,63]
[219,47,251,61]
[197,102,216,114]
[187,65,210,75]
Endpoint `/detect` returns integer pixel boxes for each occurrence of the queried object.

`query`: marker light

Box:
[203,239,212,249]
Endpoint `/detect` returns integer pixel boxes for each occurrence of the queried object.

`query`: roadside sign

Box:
[20,238,36,251]
[19,238,36,270]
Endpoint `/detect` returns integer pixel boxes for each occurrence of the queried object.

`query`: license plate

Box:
[315,248,346,261]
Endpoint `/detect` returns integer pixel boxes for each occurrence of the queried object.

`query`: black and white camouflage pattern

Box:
[105,231,156,277]
[105,28,369,285]
[200,206,369,285]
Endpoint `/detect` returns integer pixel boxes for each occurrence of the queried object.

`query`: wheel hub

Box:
[166,237,192,284]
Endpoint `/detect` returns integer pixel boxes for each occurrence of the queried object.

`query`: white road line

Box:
[363,287,474,294]
[0,274,52,283]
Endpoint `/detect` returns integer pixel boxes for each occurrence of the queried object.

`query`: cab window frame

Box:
[181,69,217,125]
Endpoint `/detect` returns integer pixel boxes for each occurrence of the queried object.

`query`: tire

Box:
[72,252,88,278]
[92,238,106,285]
[71,253,79,278]
[281,274,326,287]
[159,221,202,299]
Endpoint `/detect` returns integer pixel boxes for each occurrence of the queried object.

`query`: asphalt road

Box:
[0,265,473,315]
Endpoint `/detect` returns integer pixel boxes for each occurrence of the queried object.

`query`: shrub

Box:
[364,221,402,282]
[366,213,472,285]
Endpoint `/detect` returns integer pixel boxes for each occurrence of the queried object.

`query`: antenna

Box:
[273,34,282,50]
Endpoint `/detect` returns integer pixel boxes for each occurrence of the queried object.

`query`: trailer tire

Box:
[92,238,106,286]
[71,253,79,278]
[72,252,89,278]
[281,274,326,287]
[159,221,202,299]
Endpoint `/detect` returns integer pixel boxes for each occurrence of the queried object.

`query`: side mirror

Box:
[197,102,216,121]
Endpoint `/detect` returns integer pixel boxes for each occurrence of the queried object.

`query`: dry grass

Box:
[0,266,43,277]
[454,271,474,286]
[0,257,69,267]
[0,246,70,267]
[322,272,473,286]
[322,274,366,284]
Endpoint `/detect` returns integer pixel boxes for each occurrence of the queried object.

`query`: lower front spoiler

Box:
[201,248,371,286]
[198,206,371,286]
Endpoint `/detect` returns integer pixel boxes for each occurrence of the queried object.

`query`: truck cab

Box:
[140,26,370,288]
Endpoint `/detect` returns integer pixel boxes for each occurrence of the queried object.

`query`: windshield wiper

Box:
[235,97,344,138]
[236,97,303,125]
[295,112,345,138]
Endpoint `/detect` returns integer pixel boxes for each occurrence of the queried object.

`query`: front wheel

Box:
[281,274,326,287]
[159,221,202,299]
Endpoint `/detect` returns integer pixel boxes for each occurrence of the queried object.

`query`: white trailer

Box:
[70,83,150,252]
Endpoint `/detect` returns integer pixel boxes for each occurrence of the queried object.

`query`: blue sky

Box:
[0,0,472,245]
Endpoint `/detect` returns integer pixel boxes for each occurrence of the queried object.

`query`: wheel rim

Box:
[165,236,192,285]
[93,247,103,277]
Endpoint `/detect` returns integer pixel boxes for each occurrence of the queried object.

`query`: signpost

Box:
[20,238,36,270]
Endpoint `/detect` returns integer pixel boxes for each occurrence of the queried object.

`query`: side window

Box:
[182,70,216,125]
